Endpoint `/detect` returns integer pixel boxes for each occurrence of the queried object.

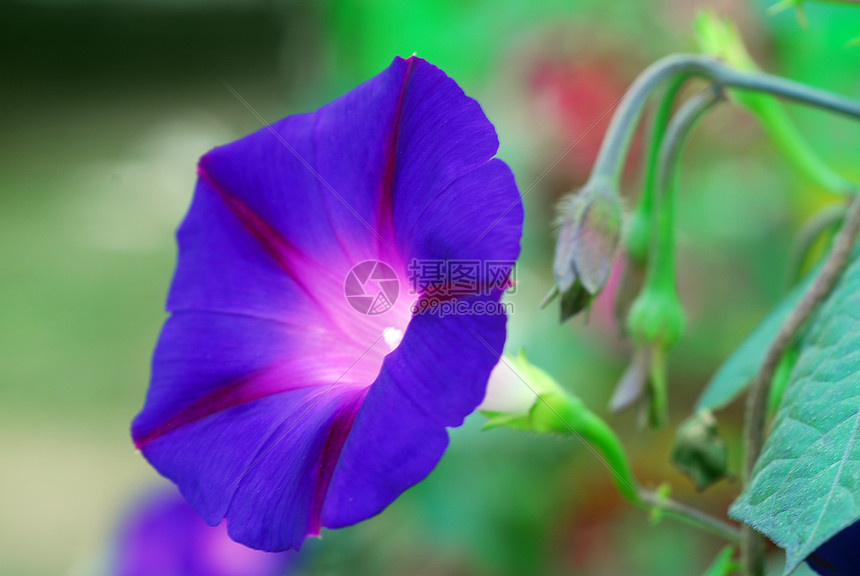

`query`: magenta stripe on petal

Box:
[375,56,416,246]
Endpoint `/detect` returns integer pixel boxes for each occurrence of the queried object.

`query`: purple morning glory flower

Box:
[114,487,294,576]
[132,56,523,551]
[807,520,860,575]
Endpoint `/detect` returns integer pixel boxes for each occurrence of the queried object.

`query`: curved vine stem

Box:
[650,85,724,295]
[742,192,860,576]
[627,75,691,262]
[590,54,860,189]
[790,204,848,282]
[638,488,742,545]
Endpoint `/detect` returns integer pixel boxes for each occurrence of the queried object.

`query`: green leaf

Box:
[729,244,860,574]
[700,546,740,576]
[696,275,811,411]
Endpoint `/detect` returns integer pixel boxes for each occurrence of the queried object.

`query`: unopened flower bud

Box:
[624,233,686,428]
[627,285,686,348]
[479,351,558,430]
[671,409,729,491]
[480,351,640,504]
[552,178,623,322]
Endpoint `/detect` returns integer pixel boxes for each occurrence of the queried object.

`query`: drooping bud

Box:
[671,409,729,491]
[627,284,686,348]
[552,178,624,322]
[626,286,687,428]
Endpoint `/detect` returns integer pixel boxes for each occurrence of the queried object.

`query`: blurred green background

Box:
[3,0,860,574]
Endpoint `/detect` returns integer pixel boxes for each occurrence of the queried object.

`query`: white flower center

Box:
[382,326,404,351]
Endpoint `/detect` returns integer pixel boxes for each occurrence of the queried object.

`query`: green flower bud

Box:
[627,284,686,348]
[623,187,686,429]
[671,409,729,491]
[622,112,687,429]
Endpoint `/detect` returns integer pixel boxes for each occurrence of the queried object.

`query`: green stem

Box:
[550,398,743,543]
[544,394,641,505]
[638,488,742,545]
[790,204,848,281]
[648,86,723,294]
[647,345,669,428]
[535,391,743,544]
[746,97,854,195]
[628,75,690,263]
[590,54,860,191]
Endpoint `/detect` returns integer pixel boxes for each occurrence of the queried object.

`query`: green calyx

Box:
[481,352,640,505]
[626,284,686,349]
[626,286,686,428]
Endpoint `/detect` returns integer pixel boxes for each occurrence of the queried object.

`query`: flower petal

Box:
[193,59,412,273]
[139,381,366,551]
[323,295,507,528]
[402,158,522,276]
[383,58,502,251]
[168,172,320,324]
[132,311,379,540]
[133,311,369,445]
[225,389,364,551]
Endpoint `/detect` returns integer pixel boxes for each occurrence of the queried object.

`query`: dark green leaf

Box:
[729,244,860,575]
[696,275,812,412]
